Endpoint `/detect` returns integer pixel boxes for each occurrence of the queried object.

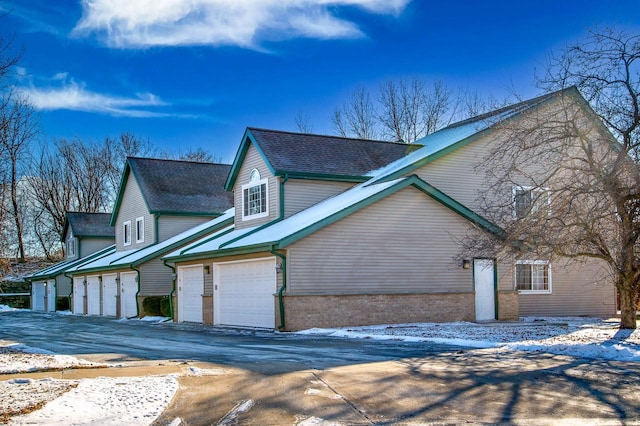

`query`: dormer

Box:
[111,157,234,251]
[225,127,417,230]
[62,212,115,260]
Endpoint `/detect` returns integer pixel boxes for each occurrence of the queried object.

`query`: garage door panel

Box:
[102,274,117,317]
[32,283,45,311]
[73,277,85,314]
[120,272,137,318]
[86,276,101,316]
[215,258,276,329]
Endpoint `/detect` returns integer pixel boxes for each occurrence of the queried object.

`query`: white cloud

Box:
[72,0,411,49]
[21,77,172,118]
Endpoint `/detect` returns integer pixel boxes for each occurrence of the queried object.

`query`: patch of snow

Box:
[297,317,640,362]
[139,316,171,322]
[0,304,29,313]
[0,343,104,373]
[9,375,179,425]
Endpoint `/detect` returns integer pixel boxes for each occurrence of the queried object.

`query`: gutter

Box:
[270,246,287,330]
[63,270,74,311]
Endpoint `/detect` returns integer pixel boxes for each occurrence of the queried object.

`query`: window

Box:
[516,260,551,293]
[67,238,75,258]
[123,220,132,246]
[242,169,268,220]
[135,217,144,243]
[513,186,550,219]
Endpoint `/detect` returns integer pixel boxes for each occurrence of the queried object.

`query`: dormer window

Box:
[242,169,268,220]
[135,217,144,243]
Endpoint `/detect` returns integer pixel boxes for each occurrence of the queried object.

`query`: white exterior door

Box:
[474,259,496,321]
[86,276,101,316]
[46,280,56,312]
[214,258,276,328]
[102,273,118,316]
[120,272,138,318]
[178,265,203,323]
[32,282,45,311]
[73,277,85,314]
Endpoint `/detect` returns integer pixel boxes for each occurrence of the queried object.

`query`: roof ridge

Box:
[247,126,413,146]
[127,156,231,167]
[443,86,576,131]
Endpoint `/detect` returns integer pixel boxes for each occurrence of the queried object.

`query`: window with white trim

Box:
[513,186,550,219]
[67,238,76,258]
[123,220,132,246]
[135,217,144,243]
[242,169,268,220]
[516,260,551,293]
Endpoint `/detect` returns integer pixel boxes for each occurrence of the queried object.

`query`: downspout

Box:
[273,174,289,330]
[270,246,287,330]
[129,264,141,318]
[163,259,177,321]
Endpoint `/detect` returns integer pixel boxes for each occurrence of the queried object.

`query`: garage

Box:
[102,273,118,316]
[214,258,276,328]
[73,277,85,314]
[32,282,46,311]
[120,272,138,318]
[45,280,56,312]
[177,265,203,323]
[86,275,101,315]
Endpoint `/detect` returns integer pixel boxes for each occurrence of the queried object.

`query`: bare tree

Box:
[378,78,454,143]
[332,87,379,140]
[0,89,39,262]
[294,111,314,134]
[177,147,219,163]
[465,28,640,329]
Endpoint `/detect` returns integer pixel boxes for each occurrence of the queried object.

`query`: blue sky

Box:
[2,0,638,162]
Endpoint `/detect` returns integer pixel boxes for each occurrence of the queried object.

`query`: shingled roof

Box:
[62,212,114,241]
[225,128,419,189]
[111,158,234,225]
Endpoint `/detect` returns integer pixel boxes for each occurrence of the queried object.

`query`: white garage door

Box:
[86,276,101,315]
[102,273,118,317]
[32,282,45,311]
[46,280,56,312]
[178,265,203,323]
[73,277,85,314]
[120,272,138,318]
[214,258,276,328]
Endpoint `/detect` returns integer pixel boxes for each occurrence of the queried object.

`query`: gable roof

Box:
[366,87,580,183]
[111,158,234,225]
[224,127,420,189]
[62,212,114,242]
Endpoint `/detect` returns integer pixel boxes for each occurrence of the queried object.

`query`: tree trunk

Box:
[618,276,638,329]
[10,159,25,262]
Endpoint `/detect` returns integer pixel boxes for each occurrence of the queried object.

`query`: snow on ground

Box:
[297,316,640,362]
[0,343,104,374]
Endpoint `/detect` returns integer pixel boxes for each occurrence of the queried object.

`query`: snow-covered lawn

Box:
[298,316,640,362]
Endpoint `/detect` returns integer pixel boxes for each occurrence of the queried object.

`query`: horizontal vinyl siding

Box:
[55,274,72,297]
[234,144,279,229]
[284,180,354,218]
[518,259,616,317]
[139,258,173,295]
[287,188,475,295]
[115,176,155,251]
[158,216,210,242]
[79,238,113,258]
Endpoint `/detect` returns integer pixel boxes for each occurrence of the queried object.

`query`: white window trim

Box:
[135,217,145,243]
[513,185,551,219]
[515,260,552,294]
[67,238,76,258]
[241,177,269,221]
[123,220,132,246]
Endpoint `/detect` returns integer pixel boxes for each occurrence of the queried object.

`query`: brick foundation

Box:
[497,291,519,321]
[279,293,477,331]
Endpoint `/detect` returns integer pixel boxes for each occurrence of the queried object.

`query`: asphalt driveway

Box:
[2,311,640,425]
